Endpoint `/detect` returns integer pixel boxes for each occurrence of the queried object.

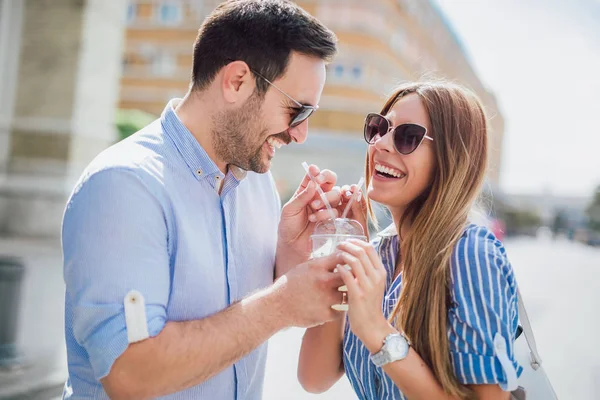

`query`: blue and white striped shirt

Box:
[342,224,523,399]
[62,100,281,399]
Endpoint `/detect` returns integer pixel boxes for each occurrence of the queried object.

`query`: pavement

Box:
[0,237,66,400]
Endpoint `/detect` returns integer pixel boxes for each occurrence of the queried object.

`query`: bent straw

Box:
[301,162,337,221]
[341,177,365,219]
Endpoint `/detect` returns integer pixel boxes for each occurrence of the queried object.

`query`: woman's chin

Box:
[368,189,408,212]
[367,189,392,207]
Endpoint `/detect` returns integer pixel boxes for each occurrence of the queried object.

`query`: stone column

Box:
[0,0,127,238]
[0,1,126,396]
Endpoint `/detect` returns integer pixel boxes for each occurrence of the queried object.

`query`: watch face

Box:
[386,335,409,359]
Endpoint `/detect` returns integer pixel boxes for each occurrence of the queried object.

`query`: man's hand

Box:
[276,165,341,277]
[273,252,345,328]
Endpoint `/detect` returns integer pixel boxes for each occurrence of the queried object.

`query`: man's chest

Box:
[164,187,279,320]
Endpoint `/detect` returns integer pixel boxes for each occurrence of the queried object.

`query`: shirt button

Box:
[196,169,203,176]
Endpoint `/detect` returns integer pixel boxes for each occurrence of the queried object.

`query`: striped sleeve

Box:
[447,226,522,389]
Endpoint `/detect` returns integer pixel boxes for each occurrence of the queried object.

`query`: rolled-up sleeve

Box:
[62,167,169,380]
[448,226,522,389]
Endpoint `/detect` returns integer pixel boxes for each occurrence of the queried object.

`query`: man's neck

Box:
[175,91,229,174]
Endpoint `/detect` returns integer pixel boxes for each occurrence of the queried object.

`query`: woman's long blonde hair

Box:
[365,81,488,399]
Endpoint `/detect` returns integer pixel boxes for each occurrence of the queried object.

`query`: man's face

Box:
[212,52,327,173]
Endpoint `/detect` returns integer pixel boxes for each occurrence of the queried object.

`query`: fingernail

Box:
[317,174,325,183]
[338,285,348,292]
[345,191,352,197]
[331,304,349,311]
[309,214,317,222]
[356,191,362,200]
[312,200,321,208]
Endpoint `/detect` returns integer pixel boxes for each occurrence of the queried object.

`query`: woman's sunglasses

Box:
[364,113,433,155]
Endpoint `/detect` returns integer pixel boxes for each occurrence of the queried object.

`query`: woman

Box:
[299,81,522,399]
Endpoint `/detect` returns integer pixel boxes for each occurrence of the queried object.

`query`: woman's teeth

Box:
[374,163,405,178]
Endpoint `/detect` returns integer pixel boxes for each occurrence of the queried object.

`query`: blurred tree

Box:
[551,209,568,236]
[502,207,542,236]
[115,109,157,142]
[585,185,600,232]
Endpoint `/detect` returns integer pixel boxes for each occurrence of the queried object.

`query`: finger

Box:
[347,239,387,281]
[324,272,344,288]
[309,250,344,273]
[284,181,317,215]
[340,185,352,198]
[348,191,368,233]
[339,251,371,288]
[338,185,362,214]
[331,288,349,312]
[317,169,337,192]
[308,207,339,223]
[348,240,385,272]
[293,164,323,196]
[339,241,376,279]
[337,262,361,296]
[309,187,342,211]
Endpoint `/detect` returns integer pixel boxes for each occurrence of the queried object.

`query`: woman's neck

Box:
[390,206,412,239]
[389,206,413,279]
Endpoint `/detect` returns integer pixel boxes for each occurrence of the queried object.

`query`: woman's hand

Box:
[336,184,369,239]
[336,239,389,344]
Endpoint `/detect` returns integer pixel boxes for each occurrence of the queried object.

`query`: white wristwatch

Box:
[370,332,410,367]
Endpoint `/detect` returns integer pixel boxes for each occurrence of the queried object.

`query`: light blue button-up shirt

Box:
[62,100,281,399]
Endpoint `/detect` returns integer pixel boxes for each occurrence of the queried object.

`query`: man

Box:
[61,1,345,398]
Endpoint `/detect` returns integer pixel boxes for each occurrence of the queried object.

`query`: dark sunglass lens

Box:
[290,107,314,128]
[364,114,388,144]
[395,124,426,154]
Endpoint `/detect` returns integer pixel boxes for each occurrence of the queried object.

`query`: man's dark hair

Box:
[191,0,337,94]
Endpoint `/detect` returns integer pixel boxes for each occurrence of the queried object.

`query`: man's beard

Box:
[212,93,272,174]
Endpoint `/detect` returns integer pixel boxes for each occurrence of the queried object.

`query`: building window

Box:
[152,52,176,76]
[157,3,182,25]
[351,66,362,80]
[334,64,344,78]
[126,3,137,24]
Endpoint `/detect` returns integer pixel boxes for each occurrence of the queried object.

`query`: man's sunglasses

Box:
[364,113,433,155]
[250,69,318,128]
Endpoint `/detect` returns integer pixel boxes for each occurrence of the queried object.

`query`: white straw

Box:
[301,162,337,221]
[341,177,365,219]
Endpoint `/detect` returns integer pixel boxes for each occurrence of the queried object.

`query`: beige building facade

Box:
[119,0,505,198]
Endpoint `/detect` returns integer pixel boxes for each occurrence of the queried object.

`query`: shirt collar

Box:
[160,99,248,183]
[377,223,398,238]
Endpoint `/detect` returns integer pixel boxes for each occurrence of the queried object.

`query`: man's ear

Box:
[220,60,255,104]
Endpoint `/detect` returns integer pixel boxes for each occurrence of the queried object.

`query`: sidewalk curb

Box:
[0,382,63,400]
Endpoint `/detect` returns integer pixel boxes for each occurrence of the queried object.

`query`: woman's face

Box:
[367,94,436,216]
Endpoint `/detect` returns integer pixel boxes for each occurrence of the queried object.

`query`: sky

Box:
[433,0,600,198]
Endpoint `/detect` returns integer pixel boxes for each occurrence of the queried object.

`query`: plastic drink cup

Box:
[311,218,367,258]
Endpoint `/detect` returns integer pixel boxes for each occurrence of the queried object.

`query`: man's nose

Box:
[288,119,309,144]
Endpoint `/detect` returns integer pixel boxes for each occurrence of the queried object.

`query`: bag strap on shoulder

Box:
[517,286,543,370]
